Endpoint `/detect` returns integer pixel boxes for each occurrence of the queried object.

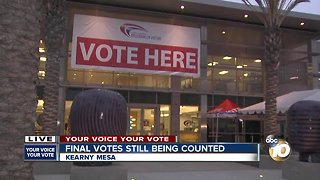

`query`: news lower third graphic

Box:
[24,136,260,162]
[265,135,291,162]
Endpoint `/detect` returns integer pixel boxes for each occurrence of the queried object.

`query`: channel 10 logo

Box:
[265,135,291,162]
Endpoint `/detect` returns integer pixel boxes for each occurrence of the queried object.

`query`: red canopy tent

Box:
[207,99,240,142]
[208,99,240,116]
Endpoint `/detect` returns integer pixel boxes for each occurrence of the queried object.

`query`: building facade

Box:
[36,0,320,143]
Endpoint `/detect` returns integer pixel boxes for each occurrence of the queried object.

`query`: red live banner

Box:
[60,136,177,143]
[76,37,198,74]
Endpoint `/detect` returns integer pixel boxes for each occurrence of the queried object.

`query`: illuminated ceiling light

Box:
[180,5,185,9]
[160,113,169,117]
[290,76,299,80]
[39,48,45,53]
[39,39,45,52]
[244,14,249,18]
[259,174,263,178]
[243,64,248,67]
[209,62,219,66]
[300,22,305,26]
[219,70,229,75]
[222,31,226,34]
[243,73,248,77]
[117,73,120,76]
[101,81,104,84]
[237,65,243,69]
[38,70,45,74]
[40,56,47,61]
[318,78,320,81]
[37,100,44,107]
[223,56,232,60]
[73,73,76,76]
[254,59,262,63]
[90,74,93,77]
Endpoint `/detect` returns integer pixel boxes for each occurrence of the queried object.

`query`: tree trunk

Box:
[264,27,281,138]
[0,0,41,179]
[41,0,66,135]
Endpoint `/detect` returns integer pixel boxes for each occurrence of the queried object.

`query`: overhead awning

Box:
[207,99,239,118]
[240,89,320,114]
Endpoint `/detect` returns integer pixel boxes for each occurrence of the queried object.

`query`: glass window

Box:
[38,40,46,80]
[160,105,170,135]
[142,108,155,135]
[64,101,73,135]
[181,77,200,90]
[35,100,44,135]
[84,70,113,85]
[278,62,307,83]
[179,106,199,142]
[67,70,84,84]
[66,43,171,89]
[207,55,263,95]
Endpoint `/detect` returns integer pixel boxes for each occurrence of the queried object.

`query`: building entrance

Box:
[128,104,160,136]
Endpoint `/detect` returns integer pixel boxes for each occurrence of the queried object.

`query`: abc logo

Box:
[265,135,291,162]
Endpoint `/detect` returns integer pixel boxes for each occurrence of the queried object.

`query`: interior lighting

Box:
[40,56,47,61]
[290,76,299,80]
[219,71,228,75]
[222,31,226,34]
[39,40,45,52]
[244,14,249,18]
[300,22,304,26]
[180,5,185,9]
[237,65,243,69]
[160,114,169,117]
[223,56,232,60]
[254,59,262,63]
[243,73,248,77]
[38,70,45,77]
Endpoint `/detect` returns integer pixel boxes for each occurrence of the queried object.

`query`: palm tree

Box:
[242,0,309,138]
[0,0,41,179]
[41,0,66,135]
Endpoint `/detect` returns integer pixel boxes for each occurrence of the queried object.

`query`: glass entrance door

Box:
[128,105,160,135]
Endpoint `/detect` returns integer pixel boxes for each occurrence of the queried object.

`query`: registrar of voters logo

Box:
[265,135,291,162]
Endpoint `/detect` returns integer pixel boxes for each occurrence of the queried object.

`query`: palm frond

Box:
[278,0,310,25]
[242,0,268,26]
[243,0,310,28]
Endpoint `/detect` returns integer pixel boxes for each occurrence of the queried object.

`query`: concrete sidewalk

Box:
[33,161,285,180]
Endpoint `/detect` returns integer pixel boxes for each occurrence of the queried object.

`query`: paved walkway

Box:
[33,161,285,180]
